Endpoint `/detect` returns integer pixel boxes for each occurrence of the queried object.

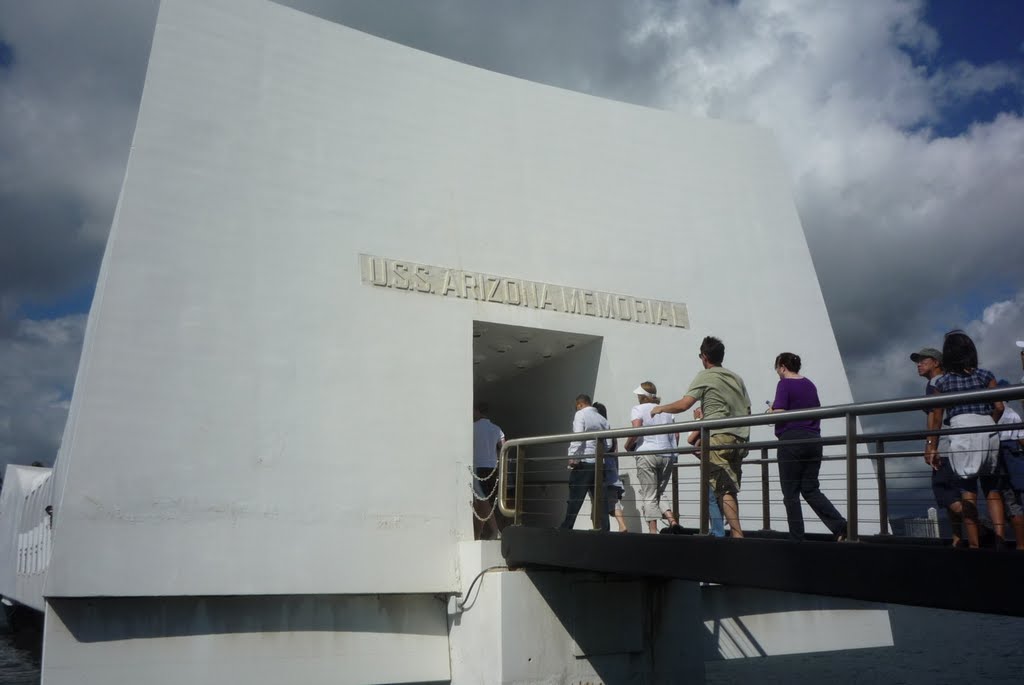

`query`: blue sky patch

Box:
[0,40,13,70]
[17,282,95,320]
[924,1,1024,66]
[920,0,1024,137]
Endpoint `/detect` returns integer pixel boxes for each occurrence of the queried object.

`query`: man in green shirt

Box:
[651,336,751,537]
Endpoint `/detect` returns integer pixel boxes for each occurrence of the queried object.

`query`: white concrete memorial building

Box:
[30,0,888,682]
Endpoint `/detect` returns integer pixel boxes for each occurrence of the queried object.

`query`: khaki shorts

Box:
[707,433,749,499]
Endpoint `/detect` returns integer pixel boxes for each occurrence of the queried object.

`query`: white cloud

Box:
[623,1,1024,366]
[0,315,85,469]
[932,61,1022,100]
[966,291,1024,385]
[0,1,156,302]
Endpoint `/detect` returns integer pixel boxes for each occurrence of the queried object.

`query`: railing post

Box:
[671,467,679,523]
[875,439,889,535]
[845,413,858,542]
[699,426,710,535]
[592,438,605,531]
[513,446,525,527]
[761,447,771,531]
[498,446,509,517]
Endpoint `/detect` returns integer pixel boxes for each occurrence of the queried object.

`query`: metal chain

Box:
[469,467,500,521]
[469,467,500,501]
[471,506,496,523]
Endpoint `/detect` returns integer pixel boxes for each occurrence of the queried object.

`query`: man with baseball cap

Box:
[911,346,962,546]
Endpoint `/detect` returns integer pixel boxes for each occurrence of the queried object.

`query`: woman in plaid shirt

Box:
[925,331,1006,549]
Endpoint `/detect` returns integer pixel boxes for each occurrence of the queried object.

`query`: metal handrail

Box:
[502,421,1024,463]
[497,384,1024,541]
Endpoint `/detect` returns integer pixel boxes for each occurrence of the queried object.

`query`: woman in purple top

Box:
[770,352,847,541]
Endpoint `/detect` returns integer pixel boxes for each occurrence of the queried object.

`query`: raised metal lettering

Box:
[461,273,477,299]
[616,296,631,321]
[486,277,503,303]
[540,285,556,310]
[389,261,410,290]
[368,256,388,286]
[656,302,671,325]
[566,289,583,315]
[506,280,522,305]
[633,299,648,324]
[414,265,432,293]
[672,304,688,328]
[524,282,539,308]
[358,254,687,328]
[440,270,458,297]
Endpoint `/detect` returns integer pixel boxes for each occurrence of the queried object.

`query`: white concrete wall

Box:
[449,541,707,684]
[702,603,1024,684]
[701,586,893,659]
[47,0,866,602]
[42,594,450,685]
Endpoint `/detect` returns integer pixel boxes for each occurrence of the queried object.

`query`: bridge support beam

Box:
[502,527,1024,617]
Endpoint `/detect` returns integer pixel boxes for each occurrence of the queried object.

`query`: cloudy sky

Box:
[1,0,1022,513]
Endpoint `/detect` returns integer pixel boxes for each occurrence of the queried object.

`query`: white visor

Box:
[633,385,654,396]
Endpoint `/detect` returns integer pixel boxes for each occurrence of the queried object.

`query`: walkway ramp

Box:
[502,526,1024,617]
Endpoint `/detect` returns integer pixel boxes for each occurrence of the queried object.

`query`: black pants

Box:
[560,462,610,531]
[778,429,847,540]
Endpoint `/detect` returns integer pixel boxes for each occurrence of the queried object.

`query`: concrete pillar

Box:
[449,541,706,684]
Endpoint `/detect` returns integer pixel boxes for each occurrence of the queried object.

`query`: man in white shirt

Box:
[560,394,611,531]
[1018,340,1024,384]
[996,380,1024,549]
[473,402,505,540]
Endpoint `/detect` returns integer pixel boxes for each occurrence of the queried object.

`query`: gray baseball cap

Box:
[910,347,942,363]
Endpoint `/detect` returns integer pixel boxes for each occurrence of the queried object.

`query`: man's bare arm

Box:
[651,395,697,417]
[924,407,943,470]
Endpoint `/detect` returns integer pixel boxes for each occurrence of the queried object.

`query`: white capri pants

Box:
[636,453,673,522]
